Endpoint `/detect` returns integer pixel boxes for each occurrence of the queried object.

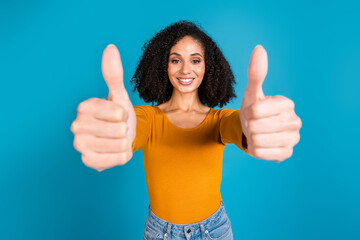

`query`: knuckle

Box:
[111,126,120,138]
[77,102,86,113]
[81,154,93,168]
[95,138,105,150]
[297,117,303,129]
[78,98,100,114]
[120,138,129,150]
[250,104,260,118]
[113,108,123,121]
[254,149,262,159]
[277,95,294,108]
[73,136,84,151]
[276,148,292,162]
[116,122,128,137]
[71,120,87,134]
[246,120,256,133]
[70,121,78,133]
[113,105,124,120]
[112,124,121,138]
[250,133,259,145]
[88,97,99,103]
[275,95,286,100]
[115,152,128,166]
[81,152,106,172]
[287,98,295,109]
[291,117,302,130]
[122,123,129,135]
[110,138,127,151]
[251,147,261,159]
[126,138,132,149]
[286,148,293,159]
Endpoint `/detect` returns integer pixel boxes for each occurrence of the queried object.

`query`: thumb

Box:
[101,44,126,103]
[242,45,268,108]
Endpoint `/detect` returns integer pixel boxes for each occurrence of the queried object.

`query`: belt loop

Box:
[164,222,172,239]
[200,223,206,239]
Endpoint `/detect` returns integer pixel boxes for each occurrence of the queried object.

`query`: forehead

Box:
[170,36,204,55]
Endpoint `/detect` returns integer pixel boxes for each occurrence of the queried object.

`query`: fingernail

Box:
[245,120,248,128]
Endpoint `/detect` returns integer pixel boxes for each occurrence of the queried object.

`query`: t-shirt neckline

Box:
[154,105,213,131]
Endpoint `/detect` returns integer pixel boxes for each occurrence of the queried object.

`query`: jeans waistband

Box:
[146,201,226,238]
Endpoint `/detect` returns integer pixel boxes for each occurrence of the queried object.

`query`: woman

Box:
[132,21,242,240]
[71,20,302,240]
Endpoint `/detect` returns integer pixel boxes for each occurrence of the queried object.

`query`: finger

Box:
[72,118,129,138]
[242,45,268,108]
[77,98,129,122]
[81,149,133,170]
[101,44,126,103]
[75,135,131,153]
[247,132,300,148]
[247,145,293,162]
[246,114,301,133]
[243,95,294,119]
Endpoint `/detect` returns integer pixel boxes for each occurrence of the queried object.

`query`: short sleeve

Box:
[132,105,151,153]
[219,108,250,155]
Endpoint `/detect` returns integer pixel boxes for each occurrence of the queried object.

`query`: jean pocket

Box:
[206,219,232,240]
[143,222,161,240]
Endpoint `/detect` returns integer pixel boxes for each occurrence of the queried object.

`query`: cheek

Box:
[195,65,205,76]
[167,67,174,78]
[168,65,178,77]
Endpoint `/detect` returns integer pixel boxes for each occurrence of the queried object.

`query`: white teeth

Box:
[178,78,194,82]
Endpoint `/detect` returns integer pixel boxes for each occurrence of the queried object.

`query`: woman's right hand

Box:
[70,44,137,172]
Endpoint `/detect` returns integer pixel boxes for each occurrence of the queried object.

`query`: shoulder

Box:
[212,108,238,118]
[134,105,154,111]
[134,105,157,116]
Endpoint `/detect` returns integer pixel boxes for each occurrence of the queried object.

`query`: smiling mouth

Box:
[177,78,195,82]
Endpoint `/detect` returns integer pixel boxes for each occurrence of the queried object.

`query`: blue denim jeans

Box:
[143,201,233,240]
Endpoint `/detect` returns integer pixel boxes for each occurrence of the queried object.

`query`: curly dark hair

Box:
[130,20,237,108]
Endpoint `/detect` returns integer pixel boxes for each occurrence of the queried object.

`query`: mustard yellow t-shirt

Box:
[131,105,250,224]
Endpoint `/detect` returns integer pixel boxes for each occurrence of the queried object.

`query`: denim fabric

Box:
[143,201,233,240]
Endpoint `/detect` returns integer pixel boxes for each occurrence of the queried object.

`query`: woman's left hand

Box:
[239,45,302,163]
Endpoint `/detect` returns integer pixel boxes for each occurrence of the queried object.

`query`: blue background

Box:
[1,0,359,239]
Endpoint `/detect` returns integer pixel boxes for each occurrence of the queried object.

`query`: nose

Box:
[181,61,191,75]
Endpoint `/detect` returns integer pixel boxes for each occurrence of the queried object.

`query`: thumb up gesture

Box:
[239,45,302,163]
[70,44,137,172]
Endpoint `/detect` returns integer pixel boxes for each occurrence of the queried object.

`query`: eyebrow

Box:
[170,52,203,57]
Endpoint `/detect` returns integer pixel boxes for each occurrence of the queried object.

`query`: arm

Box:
[219,108,252,156]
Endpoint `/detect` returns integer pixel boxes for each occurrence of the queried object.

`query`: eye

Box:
[171,59,180,64]
[192,59,201,64]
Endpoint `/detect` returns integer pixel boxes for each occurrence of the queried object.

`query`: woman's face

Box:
[167,36,205,94]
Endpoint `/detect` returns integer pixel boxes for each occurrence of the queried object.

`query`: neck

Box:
[166,90,204,112]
